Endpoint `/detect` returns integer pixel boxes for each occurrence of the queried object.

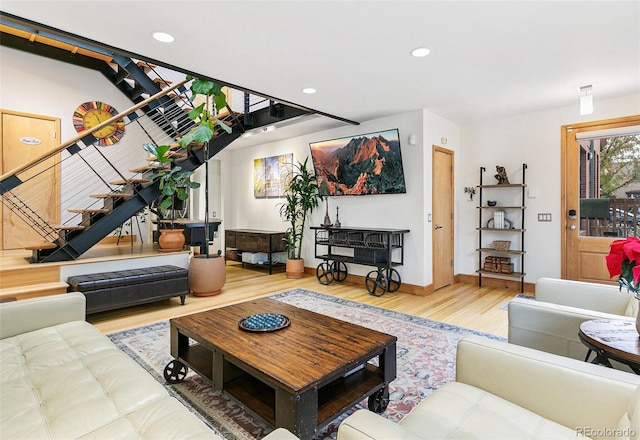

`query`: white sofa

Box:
[0,292,296,440]
[508,277,638,371]
[337,335,640,440]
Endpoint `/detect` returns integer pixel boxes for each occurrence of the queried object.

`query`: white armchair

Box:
[508,277,638,371]
[338,335,640,440]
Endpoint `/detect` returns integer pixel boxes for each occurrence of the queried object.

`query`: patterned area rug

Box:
[108,288,505,439]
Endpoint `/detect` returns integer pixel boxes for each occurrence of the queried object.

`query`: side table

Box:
[578,319,640,374]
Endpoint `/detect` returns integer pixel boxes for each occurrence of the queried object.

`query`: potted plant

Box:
[278,157,323,278]
[144,143,200,251]
[179,76,232,295]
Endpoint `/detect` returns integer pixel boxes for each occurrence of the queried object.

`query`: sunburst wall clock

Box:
[73,101,125,146]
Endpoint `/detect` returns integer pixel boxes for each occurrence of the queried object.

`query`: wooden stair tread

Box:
[215,110,242,120]
[89,193,133,199]
[52,225,85,231]
[109,178,150,185]
[128,165,168,173]
[153,78,173,86]
[68,208,110,214]
[20,241,57,250]
[136,61,157,70]
[146,152,187,160]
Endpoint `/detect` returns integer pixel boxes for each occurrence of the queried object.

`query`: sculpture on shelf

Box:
[334,206,341,228]
[494,165,510,184]
[322,197,333,227]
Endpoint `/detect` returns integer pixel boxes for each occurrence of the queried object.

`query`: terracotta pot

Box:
[189,255,226,296]
[158,229,185,252]
[285,258,305,279]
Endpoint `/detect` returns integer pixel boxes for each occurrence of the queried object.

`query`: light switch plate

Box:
[537,213,552,222]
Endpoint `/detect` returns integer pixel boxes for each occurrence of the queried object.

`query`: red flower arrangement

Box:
[606,236,640,299]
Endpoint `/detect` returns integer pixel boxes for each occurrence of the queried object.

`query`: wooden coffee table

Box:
[163,298,397,439]
[578,319,640,374]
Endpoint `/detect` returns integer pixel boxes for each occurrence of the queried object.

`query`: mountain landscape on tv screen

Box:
[310,130,406,196]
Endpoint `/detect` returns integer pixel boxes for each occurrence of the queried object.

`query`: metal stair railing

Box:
[0,79,191,251]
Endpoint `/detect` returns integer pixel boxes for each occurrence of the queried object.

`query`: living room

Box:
[1,2,640,439]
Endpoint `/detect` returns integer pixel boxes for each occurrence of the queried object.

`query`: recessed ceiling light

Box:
[302,88,317,94]
[152,31,175,43]
[411,47,430,57]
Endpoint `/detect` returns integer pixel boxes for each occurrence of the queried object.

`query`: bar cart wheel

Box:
[365,269,388,296]
[163,359,188,384]
[368,387,389,413]
[316,262,334,285]
[331,261,348,282]
[386,268,401,292]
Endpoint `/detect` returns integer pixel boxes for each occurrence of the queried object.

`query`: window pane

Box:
[579,135,640,237]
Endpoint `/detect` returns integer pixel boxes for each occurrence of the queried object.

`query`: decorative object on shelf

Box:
[464,186,476,202]
[483,256,513,273]
[72,101,125,146]
[494,165,510,185]
[487,200,497,206]
[238,313,291,332]
[322,197,333,227]
[334,206,341,228]
[278,157,323,279]
[605,236,640,334]
[487,217,513,229]
[492,240,511,251]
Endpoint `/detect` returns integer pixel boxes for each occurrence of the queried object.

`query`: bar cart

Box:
[311,226,410,296]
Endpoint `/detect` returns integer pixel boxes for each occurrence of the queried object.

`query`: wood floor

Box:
[88,261,517,337]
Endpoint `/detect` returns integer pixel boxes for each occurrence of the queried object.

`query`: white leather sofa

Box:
[508,277,638,371]
[0,292,296,440]
[337,335,640,440]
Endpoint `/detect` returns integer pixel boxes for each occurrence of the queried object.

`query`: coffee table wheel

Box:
[386,268,401,292]
[331,261,348,282]
[365,269,388,296]
[316,262,334,285]
[163,359,188,384]
[368,387,389,414]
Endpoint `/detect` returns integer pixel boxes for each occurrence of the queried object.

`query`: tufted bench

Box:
[67,265,188,314]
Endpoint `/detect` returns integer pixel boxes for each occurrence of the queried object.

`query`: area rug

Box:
[108,288,505,439]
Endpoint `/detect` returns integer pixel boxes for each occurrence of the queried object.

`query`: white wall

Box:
[458,94,640,282]
[218,110,442,287]
[5,44,638,288]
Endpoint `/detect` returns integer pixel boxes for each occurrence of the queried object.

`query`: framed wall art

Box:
[253,153,293,198]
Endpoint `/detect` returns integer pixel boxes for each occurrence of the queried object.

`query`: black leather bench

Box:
[67,265,188,314]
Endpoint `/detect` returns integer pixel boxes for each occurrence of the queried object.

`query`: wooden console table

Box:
[225,229,285,274]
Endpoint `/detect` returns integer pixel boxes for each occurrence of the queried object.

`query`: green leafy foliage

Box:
[599,135,640,198]
[277,158,322,259]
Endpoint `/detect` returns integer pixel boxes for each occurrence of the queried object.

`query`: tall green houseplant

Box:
[279,157,322,265]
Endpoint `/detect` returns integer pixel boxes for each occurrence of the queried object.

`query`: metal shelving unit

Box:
[476,164,527,292]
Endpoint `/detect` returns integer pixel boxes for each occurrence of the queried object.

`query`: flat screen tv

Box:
[309,128,407,196]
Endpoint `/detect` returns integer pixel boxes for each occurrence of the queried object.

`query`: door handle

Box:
[434,225,443,230]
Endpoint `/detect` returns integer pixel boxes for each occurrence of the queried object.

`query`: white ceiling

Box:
[2,1,639,148]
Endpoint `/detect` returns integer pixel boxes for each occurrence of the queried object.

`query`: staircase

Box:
[1,79,311,263]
